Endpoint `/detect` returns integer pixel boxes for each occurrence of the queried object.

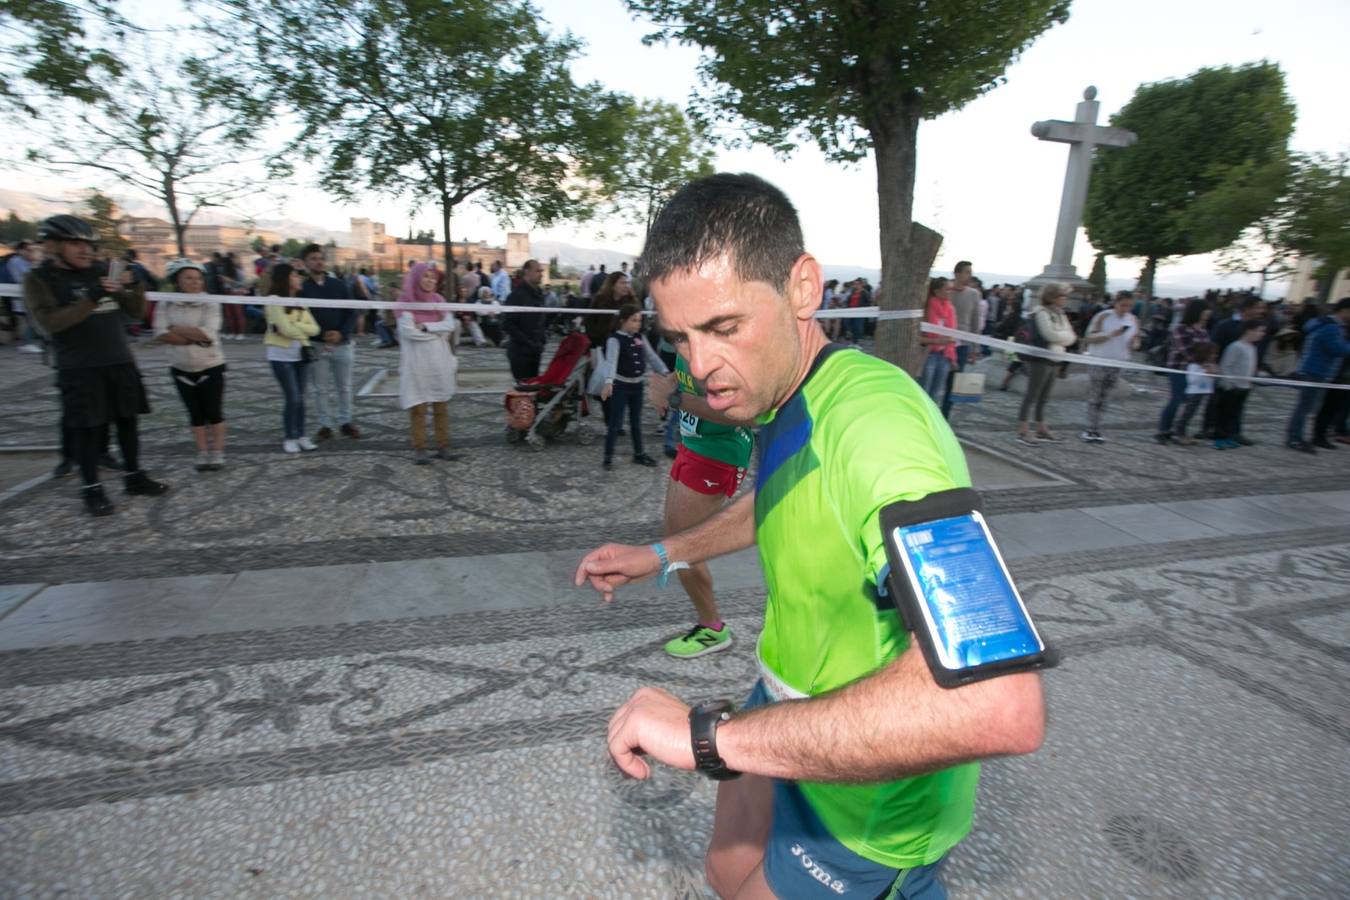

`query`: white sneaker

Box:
[296,436,318,451]
[283,439,301,454]
[18,344,43,353]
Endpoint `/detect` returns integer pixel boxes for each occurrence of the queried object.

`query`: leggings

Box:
[604,380,645,460]
[75,418,139,487]
[1018,358,1057,424]
[171,365,226,426]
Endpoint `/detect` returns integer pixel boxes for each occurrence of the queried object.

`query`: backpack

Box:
[1015,308,1048,348]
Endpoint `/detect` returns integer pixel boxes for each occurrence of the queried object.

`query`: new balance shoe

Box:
[664,623,733,659]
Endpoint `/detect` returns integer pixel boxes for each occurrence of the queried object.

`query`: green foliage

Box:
[626,0,1070,163]
[578,97,715,234]
[24,50,265,256]
[1085,62,1295,266]
[0,0,130,112]
[412,229,436,246]
[81,190,129,254]
[548,255,561,278]
[201,0,615,270]
[250,235,267,254]
[1279,154,1350,286]
[280,238,310,258]
[1,211,38,244]
[1087,252,1107,294]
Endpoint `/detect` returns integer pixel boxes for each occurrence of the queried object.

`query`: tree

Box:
[81,190,130,255]
[280,238,310,258]
[0,0,129,113]
[548,255,561,278]
[1084,62,1295,303]
[1278,154,1350,303]
[202,0,619,274]
[625,0,1069,372]
[1087,252,1107,295]
[579,96,716,237]
[1,211,37,243]
[412,229,436,246]
[250,234,267,254]
[23,52,266,256]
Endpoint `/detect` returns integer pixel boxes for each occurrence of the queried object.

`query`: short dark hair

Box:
[1115,290,1133,302]
[954,260,972,276]
[617,302,642,322]
[300,243,323,259]
[1238,296,1261,311]
[270,244,281,253]
[637,173,804,291]
[1240,319,1266,335]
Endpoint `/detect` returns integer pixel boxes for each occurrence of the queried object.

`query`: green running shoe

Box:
[664,623,733,659]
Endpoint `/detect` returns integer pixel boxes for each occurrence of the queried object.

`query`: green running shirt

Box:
[674,354,754,468]
[753,345,978,870]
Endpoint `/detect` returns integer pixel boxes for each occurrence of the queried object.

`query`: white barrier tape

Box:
[0,283,922,321]
[918,321,1350,392]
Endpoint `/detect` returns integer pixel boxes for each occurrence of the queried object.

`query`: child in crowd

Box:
[599,303,669,469]
[153,258,227,471]
[397,262,461,464]
[1214,321,1265,450]
[1174,342,1217,445]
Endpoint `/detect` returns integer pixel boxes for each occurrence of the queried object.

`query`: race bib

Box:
[679,409,700,437]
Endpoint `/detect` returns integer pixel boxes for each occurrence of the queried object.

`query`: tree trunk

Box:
[869,95,938,377]
[164,178,186,257]
[441,200,454,274]
[1137,255,1158,325]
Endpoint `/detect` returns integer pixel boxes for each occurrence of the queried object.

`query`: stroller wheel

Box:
[575,422,595,446]
[525,432,546,452]
[505,426,523,444]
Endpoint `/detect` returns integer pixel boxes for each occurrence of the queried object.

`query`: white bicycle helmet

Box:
[165,257,207,287]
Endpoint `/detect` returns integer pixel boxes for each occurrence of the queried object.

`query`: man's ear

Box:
[787,254,824,322]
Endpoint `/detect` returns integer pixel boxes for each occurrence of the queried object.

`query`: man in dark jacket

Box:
[297,243,361,440]
[504,259,547,381]
[1286,298,1350,453]
[25,215,168,515]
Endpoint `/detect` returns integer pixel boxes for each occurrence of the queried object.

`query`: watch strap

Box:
[689,700,740,781]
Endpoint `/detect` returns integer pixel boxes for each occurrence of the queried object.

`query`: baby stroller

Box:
[504,331,594,451]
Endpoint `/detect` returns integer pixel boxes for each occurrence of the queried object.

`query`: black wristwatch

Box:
[668,390,685,410]
[689,700,740,780]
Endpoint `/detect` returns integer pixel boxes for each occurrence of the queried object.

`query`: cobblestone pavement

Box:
[1,536,1347,897]
[1,337,1348,897]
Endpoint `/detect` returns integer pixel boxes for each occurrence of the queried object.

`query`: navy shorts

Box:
[742,680,949,899]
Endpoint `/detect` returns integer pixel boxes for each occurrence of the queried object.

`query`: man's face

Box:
[491,261,500,272]
[303,251,325,275]
[954,265,971,287]
[652,255,803,421]
[1114,297,1133,315]
[50,240,94,270]
[523,261,543,287]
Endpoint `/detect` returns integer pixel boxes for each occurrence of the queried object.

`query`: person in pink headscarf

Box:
[398,262,461,463]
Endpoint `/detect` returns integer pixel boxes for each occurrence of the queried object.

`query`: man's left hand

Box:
[607,686,695,779]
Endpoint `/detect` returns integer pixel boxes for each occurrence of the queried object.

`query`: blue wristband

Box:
[651,542,670,587]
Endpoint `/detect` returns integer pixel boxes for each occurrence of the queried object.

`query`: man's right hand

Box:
[574,544,663,603]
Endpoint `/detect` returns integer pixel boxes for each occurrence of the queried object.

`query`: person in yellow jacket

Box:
[262,263,321,454]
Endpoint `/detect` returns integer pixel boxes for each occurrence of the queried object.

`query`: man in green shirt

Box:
[576,174,1045,899]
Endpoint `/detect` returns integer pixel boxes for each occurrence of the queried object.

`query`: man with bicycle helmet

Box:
[25,214,169,516]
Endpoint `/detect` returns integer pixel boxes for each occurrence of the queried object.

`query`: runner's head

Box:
[638,173,822,421]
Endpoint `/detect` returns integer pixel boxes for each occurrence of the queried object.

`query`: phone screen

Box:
[107,260,126,282]
[890,512,1044,672]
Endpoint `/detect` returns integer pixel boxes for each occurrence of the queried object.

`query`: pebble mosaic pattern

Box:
[1,538,1347,896]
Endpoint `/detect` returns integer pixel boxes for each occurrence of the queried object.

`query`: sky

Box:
[6,0,1349,294]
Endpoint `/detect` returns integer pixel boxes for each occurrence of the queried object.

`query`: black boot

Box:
[82,484,115,516]
[124,470,170,496]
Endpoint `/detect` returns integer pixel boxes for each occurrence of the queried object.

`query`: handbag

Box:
[949,372,985,404]
[300,343,317,363]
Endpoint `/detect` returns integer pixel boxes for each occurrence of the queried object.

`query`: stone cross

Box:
[1027,87,1136,287]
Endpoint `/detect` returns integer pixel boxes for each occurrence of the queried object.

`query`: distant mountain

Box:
[532,239,636,274]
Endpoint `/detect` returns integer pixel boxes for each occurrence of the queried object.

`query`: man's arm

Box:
[574,491,756,602]
[607,642,1045,782]
[116,279,147,320]
[717,646,1044,782]
[24,272,94,335]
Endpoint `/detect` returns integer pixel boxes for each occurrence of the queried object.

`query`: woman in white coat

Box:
[398,262,461,463]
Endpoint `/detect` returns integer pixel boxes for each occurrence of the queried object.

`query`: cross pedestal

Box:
[1024,87,1136,302]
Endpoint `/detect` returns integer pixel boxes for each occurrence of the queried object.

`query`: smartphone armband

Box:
[880,487,1057,688]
